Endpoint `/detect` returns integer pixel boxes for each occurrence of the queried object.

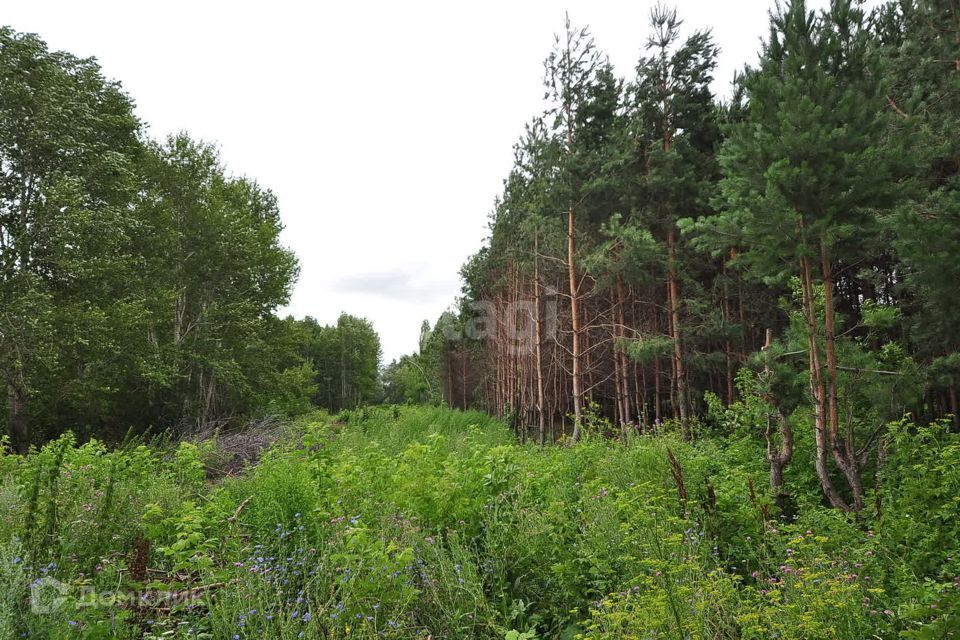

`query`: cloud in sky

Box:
[331,267,455,304]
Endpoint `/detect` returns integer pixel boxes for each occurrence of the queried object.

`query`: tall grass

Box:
[0,407,956,638]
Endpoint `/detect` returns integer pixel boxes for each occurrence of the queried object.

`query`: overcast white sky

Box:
[4,0,854,363]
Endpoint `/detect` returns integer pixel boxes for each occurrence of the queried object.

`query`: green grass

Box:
[0,407,957,639]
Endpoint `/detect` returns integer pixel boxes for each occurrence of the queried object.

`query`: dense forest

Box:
[0,25,385,450]
[390,0,960,514]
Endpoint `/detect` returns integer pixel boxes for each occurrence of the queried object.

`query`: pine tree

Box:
[629,4,720,435]
[543,14,605,439]
[704,0,894,511]
[878,0,960,421]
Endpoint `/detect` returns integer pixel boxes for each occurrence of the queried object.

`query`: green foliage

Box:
[143,500,220,574]
[878,419,960,581]
[290,313,383,412]
[0,26,140,449]
[2,1,960,637]
[0,27,316,447]
[259,361,320,416]
[0,407,958,638]
[382,354,438,405]
[623,335,675,365]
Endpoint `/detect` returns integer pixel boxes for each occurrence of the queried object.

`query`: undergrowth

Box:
[0,407,957,638]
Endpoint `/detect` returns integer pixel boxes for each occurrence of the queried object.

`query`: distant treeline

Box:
[0,27,381,449]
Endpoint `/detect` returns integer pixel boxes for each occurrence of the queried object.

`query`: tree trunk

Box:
[461,348,468,411]
[447,352,454,410]
[654,355,662,427]
[616,277,632,428]
[723,265,735,404]
[612,311,625,428]
[534,241,547,446]
[7,379,29,454]
[799,252,850,511]
[762,329,793,511]
[174,292,187,346]
[954,0,960,72]
[569,205,584,440]
[637,361,647,432]
[820,239,864,512]
[667,230,688,435]
[948,386,959,428]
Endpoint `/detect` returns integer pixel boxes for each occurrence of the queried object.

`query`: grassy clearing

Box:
[0,406,957,639]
